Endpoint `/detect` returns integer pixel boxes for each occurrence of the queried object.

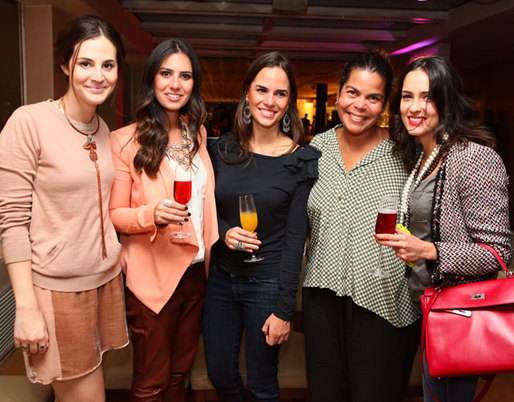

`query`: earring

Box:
[335,100,338,107]
[442,132,449,141]
[243,101,252,125]
[282,112,291,133]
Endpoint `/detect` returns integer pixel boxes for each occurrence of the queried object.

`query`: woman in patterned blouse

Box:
[303,51,421,402]
[376,56,512,401]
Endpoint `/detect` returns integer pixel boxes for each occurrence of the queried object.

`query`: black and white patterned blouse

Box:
[304,126,419,327]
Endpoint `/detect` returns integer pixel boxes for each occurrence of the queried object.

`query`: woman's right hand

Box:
[153,199,190,226]
[225,227,261,252]
[14,306,49,355]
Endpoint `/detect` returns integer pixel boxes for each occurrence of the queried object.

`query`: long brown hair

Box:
[224,51,304,164]
[389,56,495,171]
[133,39,206,177]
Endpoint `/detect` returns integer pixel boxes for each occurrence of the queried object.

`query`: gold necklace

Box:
[59,97,107,259]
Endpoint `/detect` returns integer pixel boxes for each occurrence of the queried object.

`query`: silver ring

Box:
[163,199,173,208]
[234,241,245,250]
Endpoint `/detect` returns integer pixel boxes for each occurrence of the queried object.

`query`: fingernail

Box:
[373,235,377,238]
[184,218,189,222]
[179,222,183,226]
[188,212,191,216]
[185,206,188,210]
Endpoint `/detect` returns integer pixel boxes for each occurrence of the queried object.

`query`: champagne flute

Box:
[170,165,192,238]
[367,196,397,277]
[239,194,264,263]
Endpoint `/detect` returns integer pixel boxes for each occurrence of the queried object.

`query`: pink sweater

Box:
[0,101,121,291]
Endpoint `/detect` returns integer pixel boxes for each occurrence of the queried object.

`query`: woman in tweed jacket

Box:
[376,55,512,401]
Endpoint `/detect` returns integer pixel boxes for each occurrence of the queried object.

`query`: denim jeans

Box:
[422,351,478,402]
[203,264,281,402]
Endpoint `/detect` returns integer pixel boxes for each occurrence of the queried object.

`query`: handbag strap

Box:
[420,242,509,401]
[420,290,441,401]
[476,243,512,276]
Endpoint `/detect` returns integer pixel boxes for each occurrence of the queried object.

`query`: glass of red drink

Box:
[368,196,397,277]
[171,165,192,238]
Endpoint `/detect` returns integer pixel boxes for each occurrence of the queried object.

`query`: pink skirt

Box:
[24,274,129,384]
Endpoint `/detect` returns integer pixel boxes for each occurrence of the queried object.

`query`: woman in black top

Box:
[204,52,319,401]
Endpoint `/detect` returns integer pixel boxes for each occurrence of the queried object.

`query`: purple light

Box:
[390,37,440,56]
[412,17,430,24]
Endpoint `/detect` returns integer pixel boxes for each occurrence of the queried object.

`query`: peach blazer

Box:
[109,123,218,314]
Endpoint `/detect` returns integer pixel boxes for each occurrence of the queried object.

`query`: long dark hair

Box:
[133,39,206,177]
[54,15,125,80]
[338,49,393,106]
[227,51,304,164]
[390,55,495,170]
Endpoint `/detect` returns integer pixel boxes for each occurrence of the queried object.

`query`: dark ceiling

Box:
[52,0,513,100]
[115,0,513,100]
[121,0,469,61]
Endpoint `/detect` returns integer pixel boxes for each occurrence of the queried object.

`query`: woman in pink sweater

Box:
[0,16,128,401]
[109,39,217,401]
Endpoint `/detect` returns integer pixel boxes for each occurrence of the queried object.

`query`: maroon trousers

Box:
[125,262,206,402]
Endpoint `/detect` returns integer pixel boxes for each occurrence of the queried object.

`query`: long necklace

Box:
[59,98,107,259]
[399,144,443,226]
[165,117,192,166]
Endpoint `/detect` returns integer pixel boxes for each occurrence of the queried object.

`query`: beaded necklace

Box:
[165,117,192,167]
[399,144,444,226]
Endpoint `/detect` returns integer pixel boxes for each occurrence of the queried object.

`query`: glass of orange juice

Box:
[239,194,264,263]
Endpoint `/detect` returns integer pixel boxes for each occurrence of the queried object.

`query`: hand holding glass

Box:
[367,196,397,277]
[239,194,264,263]
[171,165,192,238]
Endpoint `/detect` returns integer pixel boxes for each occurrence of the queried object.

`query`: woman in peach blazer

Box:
[109,39,217,402]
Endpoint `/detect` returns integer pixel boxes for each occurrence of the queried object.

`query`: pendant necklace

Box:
[59,98,107,259]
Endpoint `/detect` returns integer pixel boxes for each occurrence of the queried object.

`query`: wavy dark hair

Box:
[338,49,393,106]
[133,39,206,177]
[225,51,304,164]
[390,55,495,171]
[54,15,125,83]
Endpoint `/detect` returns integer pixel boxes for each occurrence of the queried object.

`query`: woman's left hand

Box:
[262,313,291,346]
[375,228,437,263]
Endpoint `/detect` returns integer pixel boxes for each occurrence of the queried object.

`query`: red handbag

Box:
[420,243,514,379]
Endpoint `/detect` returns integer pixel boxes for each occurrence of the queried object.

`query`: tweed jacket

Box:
[428,141,512,286]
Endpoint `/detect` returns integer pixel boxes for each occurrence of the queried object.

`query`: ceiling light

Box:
[412,17,430,24]
[390,37,440,55]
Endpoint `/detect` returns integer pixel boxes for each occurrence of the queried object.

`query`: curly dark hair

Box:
[389,55,495,171]
[133,39,206,177]
[337,49,393,106]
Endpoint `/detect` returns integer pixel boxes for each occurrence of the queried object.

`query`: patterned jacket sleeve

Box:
[434,144,512,282]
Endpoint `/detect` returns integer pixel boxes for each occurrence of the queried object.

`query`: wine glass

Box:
[367,196,397,278]
[239,194,264,263]
[170,165,192,238]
